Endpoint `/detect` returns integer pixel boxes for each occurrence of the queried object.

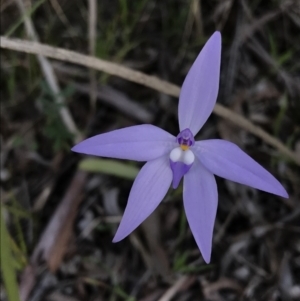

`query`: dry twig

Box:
[1,36,299,165]
[14,0,81,142]
[157,275,193,301]
[88,0,97,109]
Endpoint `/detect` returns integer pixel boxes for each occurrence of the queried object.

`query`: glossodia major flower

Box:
[72,32,288,263]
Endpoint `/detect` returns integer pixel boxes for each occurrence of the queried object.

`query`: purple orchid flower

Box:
[72,32,288,263]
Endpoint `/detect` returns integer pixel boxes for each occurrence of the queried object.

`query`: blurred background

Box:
[1,0,300,300]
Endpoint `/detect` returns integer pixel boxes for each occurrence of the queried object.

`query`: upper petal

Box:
[72,124,176,161]
[113,155,172,242]
[194,140,288,198]
[183,159,218,263]
[178,31,221,135]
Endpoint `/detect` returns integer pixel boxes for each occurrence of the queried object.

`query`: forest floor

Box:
[1,0,300,300]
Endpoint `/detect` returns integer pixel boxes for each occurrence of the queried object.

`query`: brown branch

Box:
[1,36,299,165]
[19,171,87,301]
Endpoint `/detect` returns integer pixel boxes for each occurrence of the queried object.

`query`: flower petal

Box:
[113,155,172,242]
[72,124,176,161]
[183,159,218,263]
[178,31,221,135]
[170,161,192,189]
[194,140,288,198]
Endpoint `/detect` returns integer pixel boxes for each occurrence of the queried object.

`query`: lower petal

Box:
[170,161,192,189]
[113,155,172,242]
[183,159,218,263]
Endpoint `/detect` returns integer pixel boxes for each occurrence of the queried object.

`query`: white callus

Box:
[169,147,195,165]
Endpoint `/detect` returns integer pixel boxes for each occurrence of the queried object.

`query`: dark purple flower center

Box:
[176,128,195,150]
[169,128,195,189]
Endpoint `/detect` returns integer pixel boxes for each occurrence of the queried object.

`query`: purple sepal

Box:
[194,139,289,198]
[170,159,192,189]
[176,128,195,147]
[178,32,221,135]
[71,124,176,162]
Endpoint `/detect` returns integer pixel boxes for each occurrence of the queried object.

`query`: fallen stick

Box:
[1,36,299,165]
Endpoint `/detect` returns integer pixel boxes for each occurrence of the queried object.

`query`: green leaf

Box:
[0,208,21,301]
[79,158,139,180]
[277,50,293,66]
[173,251,189,271]
[38,81,74,151]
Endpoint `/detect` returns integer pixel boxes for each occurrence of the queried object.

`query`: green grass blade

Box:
[79,158,139,180]
[0,208,20,301]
